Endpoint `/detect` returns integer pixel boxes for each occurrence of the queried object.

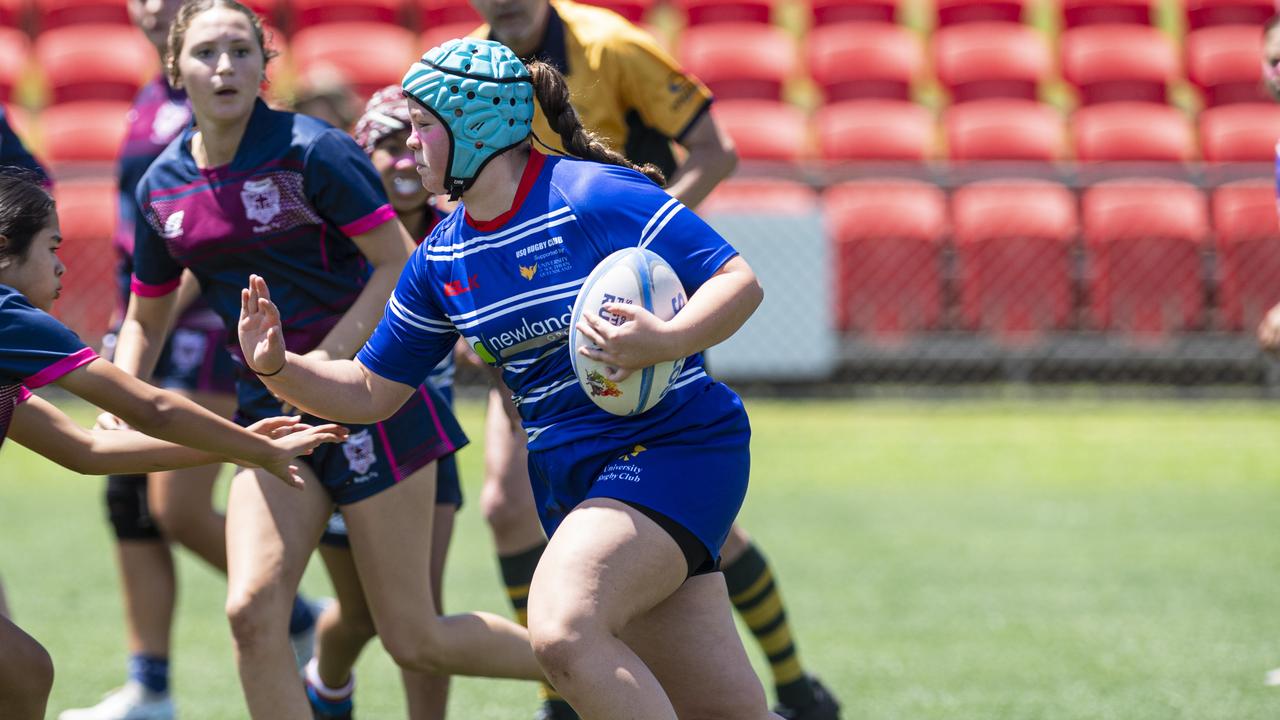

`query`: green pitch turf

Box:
[3,397,1280,719]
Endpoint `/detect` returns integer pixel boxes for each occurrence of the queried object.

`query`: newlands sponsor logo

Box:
[475,303,575,360]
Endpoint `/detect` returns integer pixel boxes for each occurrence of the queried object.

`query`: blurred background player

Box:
[0,170,347,720]
[60,1,324,717]
[1254,12,1280,688]
[115,2,543,716]
[291,66,360,132]
[304,86,461,720]
[236,36,776,720]
[466,1,841,717]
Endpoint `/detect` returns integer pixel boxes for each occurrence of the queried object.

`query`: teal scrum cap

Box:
[402,38,535,199]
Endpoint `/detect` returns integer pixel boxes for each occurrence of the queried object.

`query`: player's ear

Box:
[0,235,11,270]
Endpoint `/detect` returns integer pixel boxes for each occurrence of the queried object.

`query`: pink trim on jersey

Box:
[131,276,181,298]
[340,204,396,237]
[24,347,98,389]
[16,387,32,404]
[466,150,547,231]
[374,421,403,483]
[418,385,455,454]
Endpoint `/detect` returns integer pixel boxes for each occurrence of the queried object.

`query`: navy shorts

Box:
[526,381,751,562]
[102,325,237,396]
[319,452,462,548]
[240,383,467,506]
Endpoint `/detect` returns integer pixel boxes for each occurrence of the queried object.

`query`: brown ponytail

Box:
[527,60,666,187]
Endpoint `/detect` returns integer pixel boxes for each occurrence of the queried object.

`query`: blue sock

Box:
[288,595,315,636]
[127,654,169,695]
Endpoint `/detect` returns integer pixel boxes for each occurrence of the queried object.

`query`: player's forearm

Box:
[257,354,397,424]
[313,263,403,361]
[115,295,178,381]
[662,259,762,358]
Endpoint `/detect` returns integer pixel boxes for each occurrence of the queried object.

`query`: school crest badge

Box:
[342,430,377,475]
[241,178,281,226]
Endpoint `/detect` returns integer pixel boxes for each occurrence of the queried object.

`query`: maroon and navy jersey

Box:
[0,284,98,448]
[131,99,397,414]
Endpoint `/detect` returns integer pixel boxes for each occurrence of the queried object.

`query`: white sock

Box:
[305,657,354,701]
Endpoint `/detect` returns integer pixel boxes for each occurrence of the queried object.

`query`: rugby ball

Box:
[569,247,687,416]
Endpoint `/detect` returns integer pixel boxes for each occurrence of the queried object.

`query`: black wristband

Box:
[252,361,285,377]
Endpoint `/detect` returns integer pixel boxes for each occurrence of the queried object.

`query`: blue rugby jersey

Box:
[131,99,398,414]
[357,151,740,452]
[0,285,98,448]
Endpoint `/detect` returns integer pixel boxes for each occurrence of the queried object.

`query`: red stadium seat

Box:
[417,0,479,27]
[826,180,947,335]
[1185,0,1274,30]
[943,99,1066,161]
[1199,104,1280,162]
[35,24,156,104]
[51,178,118,344]
[291,22,417,101]
[0,0,26,27]
[40,100,131,163]
[1061,0,1154,27]
[932,22,1052,103]
[810,0,904,24]
[809,23,923,103]
[951,180,1078,336]
[289,0,403,29]
[579,0,655,22]
[678,23,796,101]
[674,0,773,25]
[817,100,935,161]
[712,99,809,162]
[935,0,1027,26]
[699,177,819,214]
[0,27,28,103]
[1186,26,1268,106]
[1071,102,1195,162]
[34,0,125,27]
[1060,24,1180,105]
[1213,179,1280,331]
[1082,179,1209,334]
[421,21,480,51]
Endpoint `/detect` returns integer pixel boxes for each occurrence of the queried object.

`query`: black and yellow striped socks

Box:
[498,542,572,709]
[722,541,817,710]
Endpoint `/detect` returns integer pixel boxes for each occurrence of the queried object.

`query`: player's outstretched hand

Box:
[255,420,349,489]
[1258,302,1280,354]
[239,274,287,377]
[575,302,673,383]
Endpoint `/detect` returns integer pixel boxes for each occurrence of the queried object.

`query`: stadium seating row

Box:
[3,0,1275,33]
[44,175,1280,345]
[703,177,1280,338]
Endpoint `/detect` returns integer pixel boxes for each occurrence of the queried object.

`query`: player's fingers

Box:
[602,302,639,319]
[575,319,607,349]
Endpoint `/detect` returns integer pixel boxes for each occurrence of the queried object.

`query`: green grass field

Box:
[3,397,1280,719]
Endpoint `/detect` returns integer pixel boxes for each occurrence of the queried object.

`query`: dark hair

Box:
[527,60,667,187]
[0,170,55,263]
[166,0,277,88]
[1266,12,1280,35]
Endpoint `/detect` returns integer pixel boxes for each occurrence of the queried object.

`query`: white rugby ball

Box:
[569,247,687,416]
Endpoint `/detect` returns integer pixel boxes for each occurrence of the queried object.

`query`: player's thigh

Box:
[225,465,332,598]
[340,462,440,630]
[528,498,687,639]
[621,572,769,718]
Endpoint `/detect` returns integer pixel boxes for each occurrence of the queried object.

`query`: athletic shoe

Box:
[291,596,335,672]
[774,676,842,720]
[58,682,175,720]
[1266,667,1280,686]
[533,699,579,720]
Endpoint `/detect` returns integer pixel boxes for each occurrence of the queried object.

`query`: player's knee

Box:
[526,613,591,681]
[479,481,518,529]
[0,634,53,714]
[326,600,376,645]
[225,585,286,649]
[105,474,163,542]
[379,620,449,675]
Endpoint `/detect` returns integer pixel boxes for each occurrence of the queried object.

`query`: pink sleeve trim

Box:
[24,347,98,389]
[16,387,32,404]
[130,276,181,298]
[340,204,396,237]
